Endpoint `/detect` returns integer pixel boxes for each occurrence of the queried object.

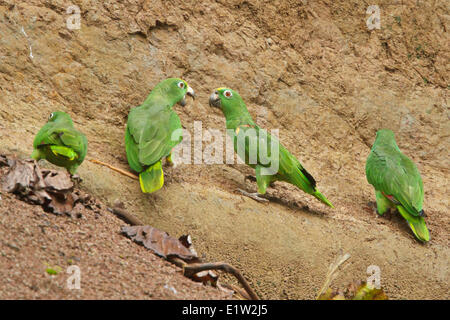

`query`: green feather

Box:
[50,145,77,160]
[366,129,429,242]
[125,78,189,193]
[212,88,333,207]
[31,111,87,174]
[397,205,430,242]
[139,161,164,193]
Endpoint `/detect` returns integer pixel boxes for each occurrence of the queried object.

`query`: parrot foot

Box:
[165,154,177,168]
[70,174,83,184]
[237,189,269,203]
[165,159,177,168]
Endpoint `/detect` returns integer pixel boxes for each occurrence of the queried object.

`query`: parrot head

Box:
[47,111,73,124]
[209,88,248,118]
[376,129,395,140]
[154,78,195,107]
[374,129,400,150]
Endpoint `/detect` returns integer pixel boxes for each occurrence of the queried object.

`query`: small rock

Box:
[6,243,20,251]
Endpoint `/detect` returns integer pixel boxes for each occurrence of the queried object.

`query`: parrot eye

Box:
[177,81,185,89]
[48,113,54,120]
[223,90,233,99]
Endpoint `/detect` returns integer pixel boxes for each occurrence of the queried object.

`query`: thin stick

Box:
[181,260,259,300]
[89,159,138,180]
[108,207,143,226]
[220,283,252,300]
[110,206,260,301]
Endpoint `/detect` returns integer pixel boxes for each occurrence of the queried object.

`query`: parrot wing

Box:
[233,125,316,192]
[33,124,87,162]
[33,123,59,148]
[58,128,88,163]
[127,106,182,167]
[232,124,332,207]
[125,126,143,173]
[366,149,424,216]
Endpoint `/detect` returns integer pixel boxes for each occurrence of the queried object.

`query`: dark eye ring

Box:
[178,81,185,89]
[224,90,233,98]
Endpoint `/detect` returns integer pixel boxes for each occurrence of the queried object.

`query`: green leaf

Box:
[352,282,388,300]
[45,265,62,275]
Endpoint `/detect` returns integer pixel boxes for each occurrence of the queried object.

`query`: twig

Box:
[220,283,252,300]
[108,207,143,226]
[89,159,138,180]
[108,206,260,300]
[170,257,259,300]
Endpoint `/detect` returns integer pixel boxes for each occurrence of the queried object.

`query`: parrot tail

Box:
[139,161,164,193]
[397,205,430,242]
[290,165,334,208]
[312,189,334,208]
[50,145,77,160]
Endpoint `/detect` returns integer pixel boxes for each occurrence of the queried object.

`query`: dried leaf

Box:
[42,169,73,191]
[1,159,37,193]
[0,155,13,167]
[121,225,199,262]
[121,225,222,285]
[0,155,76,215]
[178,234,198,257]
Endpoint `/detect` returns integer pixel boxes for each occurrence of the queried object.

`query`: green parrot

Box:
[31,111,88,175]
[209,88,333,207]
[125,78,195,193]
[366,129,429,242]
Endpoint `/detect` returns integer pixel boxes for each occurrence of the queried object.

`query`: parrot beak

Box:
[209,91,221,108]
[187,86,195,99]
[180,86,195,107]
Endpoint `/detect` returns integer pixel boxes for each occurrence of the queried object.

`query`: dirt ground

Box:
[0,175,230,299]
[0,0,448,299]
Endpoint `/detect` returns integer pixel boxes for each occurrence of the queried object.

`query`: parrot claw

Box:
[237,189,269,203]
[70,174,83,184]
[165,156,177,168]
[167,161,177,168]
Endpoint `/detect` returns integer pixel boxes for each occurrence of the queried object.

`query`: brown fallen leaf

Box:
[42,169,74,191]
[121,225,223,286]
[115,207,258,299]
[0,155,76,215]
[0,154,14,168]
[121,225,199,262]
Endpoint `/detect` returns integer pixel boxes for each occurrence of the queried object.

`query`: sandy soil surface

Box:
[0,168,230,299]
[0,0,448,299]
